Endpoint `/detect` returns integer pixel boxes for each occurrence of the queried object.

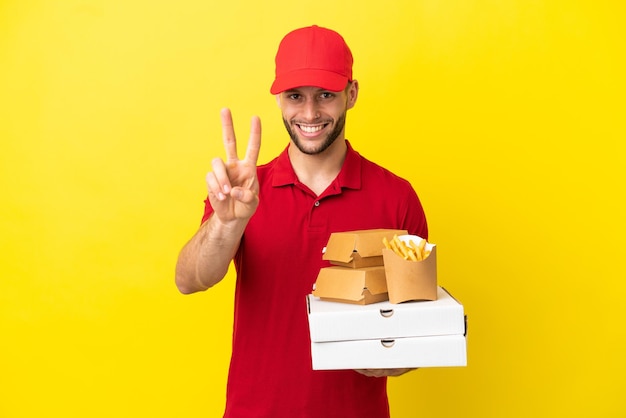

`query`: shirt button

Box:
[314,201,320,207]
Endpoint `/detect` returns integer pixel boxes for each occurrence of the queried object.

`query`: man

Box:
[175,25,428,418]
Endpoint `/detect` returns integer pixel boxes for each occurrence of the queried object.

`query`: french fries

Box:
[383,235,431,261]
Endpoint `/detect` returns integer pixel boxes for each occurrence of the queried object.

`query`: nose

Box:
[302,100,321,121]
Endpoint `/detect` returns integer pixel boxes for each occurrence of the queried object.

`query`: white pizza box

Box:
[307,286,465,343]
[311,334,467,370]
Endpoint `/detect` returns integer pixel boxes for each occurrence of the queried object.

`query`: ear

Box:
[275,94,282,108]
[346,80,359,110]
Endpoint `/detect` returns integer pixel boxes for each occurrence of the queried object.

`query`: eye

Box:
[287,93,301,100]
[320,92,334,99]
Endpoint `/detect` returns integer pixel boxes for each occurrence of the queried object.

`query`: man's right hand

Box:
[205,108,262,224]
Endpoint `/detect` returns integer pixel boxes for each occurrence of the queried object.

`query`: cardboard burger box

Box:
[322,229,408,268]
[307,286,467,370]
[313,266,388,305]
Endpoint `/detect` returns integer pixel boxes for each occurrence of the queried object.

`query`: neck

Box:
[288,139,347,196]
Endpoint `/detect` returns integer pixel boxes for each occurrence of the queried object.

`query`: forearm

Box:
[175,214,247,294]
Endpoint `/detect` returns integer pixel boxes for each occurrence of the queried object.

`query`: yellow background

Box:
[1,1,625,417]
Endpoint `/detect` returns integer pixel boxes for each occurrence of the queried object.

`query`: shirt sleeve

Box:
[201,197,214,224]
[403,187,429,240]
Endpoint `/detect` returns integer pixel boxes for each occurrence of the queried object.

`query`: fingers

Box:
[221,108,262,165]
[244,115,261,166]
[220,108,238,163]
[207,158,230,201]
[212,108,261,204]
[230,186,258,204]
[354,368,417,378]
[207,156,258,203]
[206,168,256,207]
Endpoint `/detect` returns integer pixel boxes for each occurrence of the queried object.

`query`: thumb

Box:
[230,187,257,204]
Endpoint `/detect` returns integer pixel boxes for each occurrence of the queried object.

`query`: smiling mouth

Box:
[297,123,328,134]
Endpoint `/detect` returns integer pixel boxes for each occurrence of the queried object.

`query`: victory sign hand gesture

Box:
[206,108,261,224]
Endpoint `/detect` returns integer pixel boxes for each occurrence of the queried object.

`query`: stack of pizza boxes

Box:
[307,229,467,370]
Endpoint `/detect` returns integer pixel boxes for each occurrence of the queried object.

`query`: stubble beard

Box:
[283,112,347,156]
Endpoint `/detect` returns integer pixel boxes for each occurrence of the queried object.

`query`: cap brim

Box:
[270,68,349,94]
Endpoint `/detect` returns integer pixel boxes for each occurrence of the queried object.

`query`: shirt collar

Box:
[272,140,362,190]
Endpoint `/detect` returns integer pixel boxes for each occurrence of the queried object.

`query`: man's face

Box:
[278,84,357,155]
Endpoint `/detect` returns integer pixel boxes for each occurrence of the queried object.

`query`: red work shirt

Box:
[202,141,428,418]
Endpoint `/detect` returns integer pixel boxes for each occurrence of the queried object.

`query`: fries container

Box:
[313,266,388,305]
[382,235,438,304]
[322,229,408,268]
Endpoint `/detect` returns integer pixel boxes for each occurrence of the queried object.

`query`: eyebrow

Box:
[283,87,328,94]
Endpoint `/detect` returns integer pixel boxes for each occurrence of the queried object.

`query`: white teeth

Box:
[299,124,324,133]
